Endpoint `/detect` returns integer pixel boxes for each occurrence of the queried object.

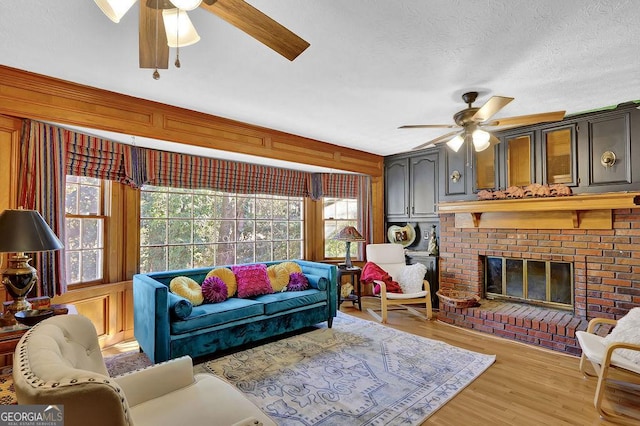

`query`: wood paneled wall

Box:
[0,65,387,348]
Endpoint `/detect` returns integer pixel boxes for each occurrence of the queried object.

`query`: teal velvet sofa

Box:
[133,260,338,363]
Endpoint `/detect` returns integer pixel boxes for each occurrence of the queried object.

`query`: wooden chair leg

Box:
[381,296,388,323]
[425,295,433,320]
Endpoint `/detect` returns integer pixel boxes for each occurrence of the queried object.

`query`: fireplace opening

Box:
[484,256,574,310]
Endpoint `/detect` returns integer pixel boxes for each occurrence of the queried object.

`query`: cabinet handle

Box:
[412,206,415,214]
[406,206,409,214]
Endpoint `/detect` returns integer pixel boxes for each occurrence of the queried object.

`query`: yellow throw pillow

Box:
[267,264,290,292]
[279,261,302,275]
[205,267,237,298]
[169,276,204,306]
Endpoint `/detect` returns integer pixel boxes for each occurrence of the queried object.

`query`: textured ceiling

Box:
[1,0,639,163]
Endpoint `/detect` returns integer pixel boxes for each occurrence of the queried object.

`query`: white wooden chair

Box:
[576,317,640,424]
[363,243,432,323]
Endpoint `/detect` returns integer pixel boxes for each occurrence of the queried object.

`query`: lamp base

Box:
[5,297,32,314]
[2,253,38,314]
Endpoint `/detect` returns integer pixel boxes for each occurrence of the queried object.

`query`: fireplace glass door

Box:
[484,256,573,309]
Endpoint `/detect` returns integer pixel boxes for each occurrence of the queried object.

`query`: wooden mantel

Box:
[438,192,640,229]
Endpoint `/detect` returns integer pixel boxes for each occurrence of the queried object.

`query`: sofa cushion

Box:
[267,264,290,292]
[201,276,228,303]
[170,298,264,335]
[205,267,237,298]
[253,289,325,315]
[287,272,309,291]
[233,264,273,298]
[168,292,193,319]
[170,276,204,306]
[279,261,302,274]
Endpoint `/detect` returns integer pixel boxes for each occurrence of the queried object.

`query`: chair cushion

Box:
[577,330,640,374]
[602,307,640,364]
[386,290,428,300]
[398,263,427,294]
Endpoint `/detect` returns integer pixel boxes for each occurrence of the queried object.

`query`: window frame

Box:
[138,186,305,273]
[64,176,111,288]
[321,196,361,262]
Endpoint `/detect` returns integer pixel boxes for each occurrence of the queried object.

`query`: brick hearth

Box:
[437,208,640,355]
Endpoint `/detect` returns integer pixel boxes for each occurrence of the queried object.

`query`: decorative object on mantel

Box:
[427,224,439,256]
[477,183,572,200]
[332,226,365,269]
[387,223,416,247]
[0,209,64,318]
[436,289,481,308]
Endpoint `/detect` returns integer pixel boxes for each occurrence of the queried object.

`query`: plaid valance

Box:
[139,148,311,197]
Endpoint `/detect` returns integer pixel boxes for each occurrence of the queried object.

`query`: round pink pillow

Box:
[201,276,228,303]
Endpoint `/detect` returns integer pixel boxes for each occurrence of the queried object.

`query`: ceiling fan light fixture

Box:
[94,0,137,23]
[163,9,201,48]
[169,0,202,10]
[447,135,464,152]
[472,129,491,152]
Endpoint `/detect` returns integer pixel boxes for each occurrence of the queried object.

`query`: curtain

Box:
[139,148,311,197]
[357,175,373,247]
[17,121,67,296]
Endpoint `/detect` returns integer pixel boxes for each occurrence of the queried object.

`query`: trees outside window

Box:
[65,176,105,285]
[323,197,359,260]
[139,186,304,273]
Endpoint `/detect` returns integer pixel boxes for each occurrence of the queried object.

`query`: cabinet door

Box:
[506,133,534,187]
[385,157,409,218]
[473,144,497,191]
[588,113,631,185]
[542,125,577,186]
[442,144,467,196]
[410,154,438,217]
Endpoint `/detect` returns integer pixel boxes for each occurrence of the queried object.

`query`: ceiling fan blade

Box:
[200,0,310,61]
[399,124,459,129]
[139,1,169,69]
[485,111,566,127]
[412,130,461,150]
[472,96,514,122]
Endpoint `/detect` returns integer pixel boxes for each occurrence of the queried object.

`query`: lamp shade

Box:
[0,209,63,253]
[94,0,137,23]
[169,0,202,10]
[472,129,491,152]
[333,226,365,242]
[446,134,464,152]
[163,9,201,47]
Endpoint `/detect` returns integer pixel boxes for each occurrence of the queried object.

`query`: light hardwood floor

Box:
[104,300,640,425]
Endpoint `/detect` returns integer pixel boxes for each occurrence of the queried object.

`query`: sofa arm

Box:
[133,274,172,363]
[114,356,195,407]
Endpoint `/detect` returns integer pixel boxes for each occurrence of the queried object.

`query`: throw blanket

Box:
[361,262,403,294]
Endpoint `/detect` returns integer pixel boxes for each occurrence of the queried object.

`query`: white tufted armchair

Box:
[13,314,275,426]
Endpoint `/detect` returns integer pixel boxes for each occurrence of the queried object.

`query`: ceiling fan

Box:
[94,0,310,78]
[400,91,566,152]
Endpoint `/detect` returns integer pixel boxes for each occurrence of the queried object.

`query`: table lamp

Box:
[333,226,365,269]
[0,209,63,313]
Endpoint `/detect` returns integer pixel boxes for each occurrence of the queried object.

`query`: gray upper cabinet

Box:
[385,157,410,219]
[410,154,438,217]
[385,152,438,219]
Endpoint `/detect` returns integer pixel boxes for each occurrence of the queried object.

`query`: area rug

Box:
[203,313,496,425]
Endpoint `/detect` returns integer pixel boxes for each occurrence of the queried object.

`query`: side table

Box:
[337,267,362,310]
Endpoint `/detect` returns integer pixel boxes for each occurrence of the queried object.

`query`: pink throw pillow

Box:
[232,264,273,298]
[287,272,309,291]
[201,276,228,303]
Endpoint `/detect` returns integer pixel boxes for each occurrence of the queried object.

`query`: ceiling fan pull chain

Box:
[153,0,161,79]
[175,9,181,68]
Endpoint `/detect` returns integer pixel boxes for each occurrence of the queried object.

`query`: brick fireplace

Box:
[436,195,640,355]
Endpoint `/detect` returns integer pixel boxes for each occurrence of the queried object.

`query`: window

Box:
[323,197,359,260]
[64,176,106,285]
[139,186,304,273]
